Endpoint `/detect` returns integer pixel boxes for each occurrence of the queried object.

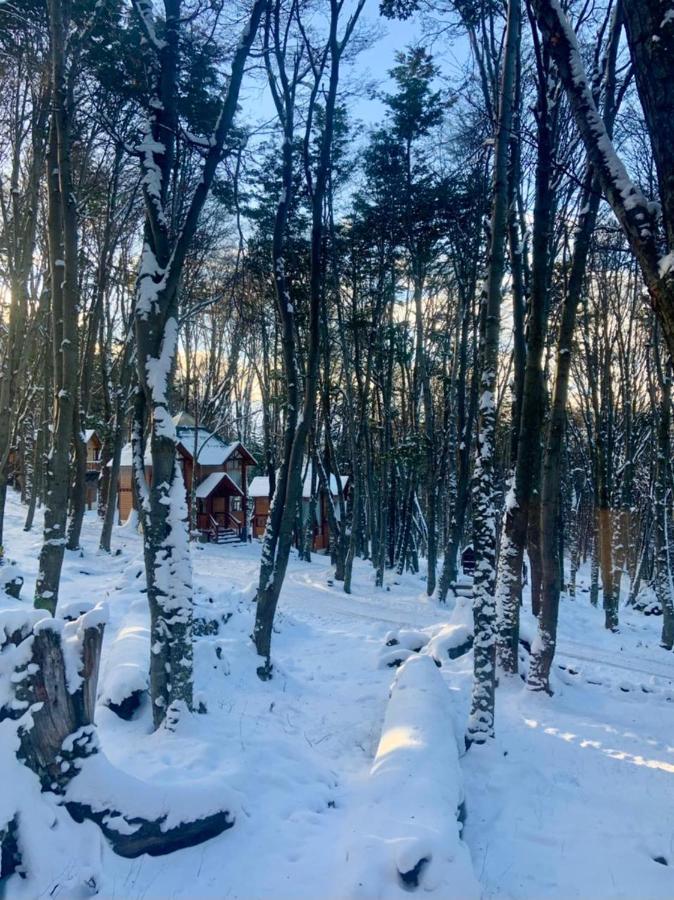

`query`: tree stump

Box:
[3,574,23,600]
[1,605,235,879]
[14,609,105,791]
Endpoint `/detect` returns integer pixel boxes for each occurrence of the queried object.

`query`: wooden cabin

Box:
[84,429,102,510]
[249,466,348,551]
[8,430,101,505]
[116,412,256,543]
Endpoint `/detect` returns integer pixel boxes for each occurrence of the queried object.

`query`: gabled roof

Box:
[117,422,256,468]
[249,468,348,500]
[84,429,98,445]
[176,426,235,466]
[195,471,244,499]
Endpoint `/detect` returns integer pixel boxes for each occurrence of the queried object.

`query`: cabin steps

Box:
[211,527,240,545]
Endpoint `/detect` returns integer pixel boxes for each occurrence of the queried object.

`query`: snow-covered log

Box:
[345,655,479,897]
[98,602,150,719]
[425,623,473,665]
[64,753,234,858]
[0,606,234,882]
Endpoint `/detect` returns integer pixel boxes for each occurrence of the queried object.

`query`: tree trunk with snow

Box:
[128,0,265,726]
[530,0,674,363]
[466,0,521,745]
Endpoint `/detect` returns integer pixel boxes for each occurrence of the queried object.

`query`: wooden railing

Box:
[226,512,242,530]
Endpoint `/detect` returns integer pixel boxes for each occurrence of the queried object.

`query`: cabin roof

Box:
[176,426,238,466]
[195,471,244,499]
[249,468,348,500]
[84,429,98,445]
[117,425,256,468]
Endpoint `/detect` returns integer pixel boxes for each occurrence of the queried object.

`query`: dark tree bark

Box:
[129,0,266,726]
[466,0,520,746]
[528,3,623,689]
[530,0,674,363]
[254,0,366,675]
[497,30,556,670]
[35,0,80,613]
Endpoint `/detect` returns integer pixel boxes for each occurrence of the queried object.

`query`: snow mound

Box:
[343,655,479,897]
[425,623,473,665]
[98,605,149,712]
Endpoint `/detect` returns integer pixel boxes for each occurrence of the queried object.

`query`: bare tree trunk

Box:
[254,0,366,675]
[0,82,46,549]
[528,168,600,690]
[35,9,80,613]
[496,56,554,670]
[99,367,131,553]
[652,342,674,649]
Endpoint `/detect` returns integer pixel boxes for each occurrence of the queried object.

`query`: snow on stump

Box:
[379,607,474,670]
[1,605,234,883]
[425,623,473,666]
[346,655,479,897]
[378,629,430,669]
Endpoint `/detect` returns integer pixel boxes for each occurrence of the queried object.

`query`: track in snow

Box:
[556,642,674,684]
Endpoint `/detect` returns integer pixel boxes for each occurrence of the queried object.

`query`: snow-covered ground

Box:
[2,491,674,898]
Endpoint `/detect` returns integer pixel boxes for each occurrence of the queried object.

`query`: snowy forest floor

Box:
[2,491,674,899]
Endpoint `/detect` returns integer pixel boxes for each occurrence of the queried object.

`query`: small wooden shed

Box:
[249,466,348,550]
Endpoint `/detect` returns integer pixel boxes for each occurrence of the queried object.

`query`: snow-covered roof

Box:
[195,471,243,499]
[119,443,151,467]
[249,468,348,499]
[118,427,251,468]
[84,429,97,445]
[248,476,269,498]
[175,426,238,466]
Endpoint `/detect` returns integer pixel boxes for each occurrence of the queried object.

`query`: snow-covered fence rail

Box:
[345,655,479,897]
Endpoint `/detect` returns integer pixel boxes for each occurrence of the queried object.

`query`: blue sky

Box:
[240,5,469,139]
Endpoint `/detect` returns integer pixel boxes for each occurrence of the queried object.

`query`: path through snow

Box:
[1,493,673,898]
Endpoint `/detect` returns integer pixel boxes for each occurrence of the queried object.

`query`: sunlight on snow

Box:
[375,725,423,760]
[523,718,674,775]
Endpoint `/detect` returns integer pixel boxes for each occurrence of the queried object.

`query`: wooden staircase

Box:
[210,527,240,545]
[208,515,242,545]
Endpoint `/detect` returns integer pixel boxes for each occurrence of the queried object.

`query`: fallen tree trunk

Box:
[343,655,479,896]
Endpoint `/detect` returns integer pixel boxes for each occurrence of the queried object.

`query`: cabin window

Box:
[226,458,241,471]
[231,497,242,511]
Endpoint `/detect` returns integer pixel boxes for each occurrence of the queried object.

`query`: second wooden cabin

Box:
[249,465,348,551]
